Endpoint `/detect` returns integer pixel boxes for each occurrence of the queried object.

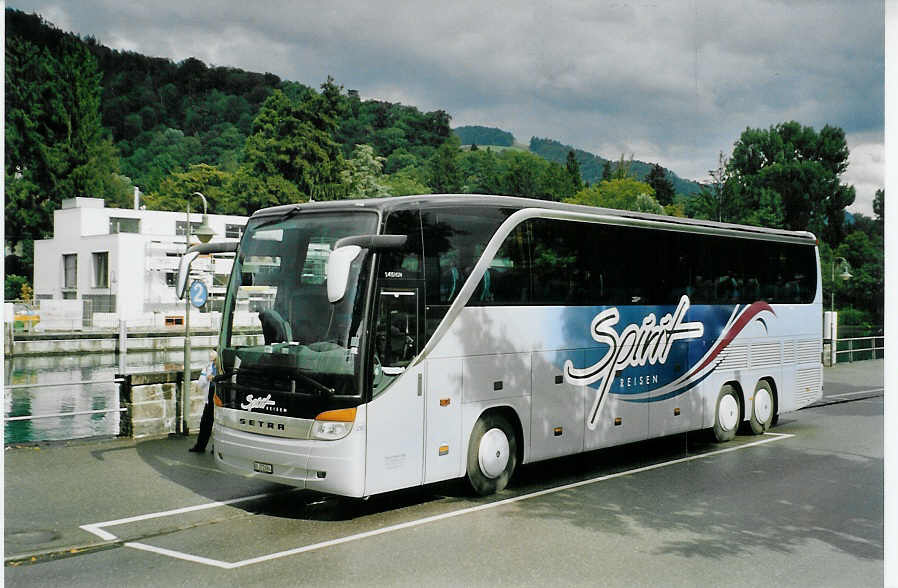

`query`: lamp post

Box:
[181,192,215,436]
[826,256,852,367]
[830,256,853,312]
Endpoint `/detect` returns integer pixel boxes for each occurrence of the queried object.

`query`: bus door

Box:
[365,287,425,495]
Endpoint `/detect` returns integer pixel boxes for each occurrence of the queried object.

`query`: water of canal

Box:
[4,349,212,444]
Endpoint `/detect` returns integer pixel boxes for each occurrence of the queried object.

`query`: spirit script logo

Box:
[241,394,276,412]
[564,295,704,429]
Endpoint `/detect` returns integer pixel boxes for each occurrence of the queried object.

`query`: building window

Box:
[175,221,203,236]
[82,294,116,314]
[93,252,109,288]
[109,217,140,234]
[63,254,77,290]
[225,224,245,239]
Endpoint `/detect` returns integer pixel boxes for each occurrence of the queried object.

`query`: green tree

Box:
[645,163,674,205]
[241,85,345,203]
[6,34,128,246]
[384,148,421,174]
[499,151,542,198]
[689,152,740,222]
[538,160,577,201]
[4,275,30,301]
[727,122,855,241]
[565,150,583,193]
[383,169,431,196]
[340,144,389,199]
[121,127,203,193]
[145,163,238,213]
[428,135,462,193]
[601,160,613,182]
[635,193,664,214]
[565,178,662,213]
[835,230,884,325]
[458,148,501,194]
[228,166,303,214]
[611,154,634,180]
[873,188,884,233]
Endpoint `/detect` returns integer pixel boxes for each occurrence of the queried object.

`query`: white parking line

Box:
[82,432,794,569]
[823,388,884,400]
[79,492,278,541]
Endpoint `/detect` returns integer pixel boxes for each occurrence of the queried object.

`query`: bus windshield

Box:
[219,211,378,402]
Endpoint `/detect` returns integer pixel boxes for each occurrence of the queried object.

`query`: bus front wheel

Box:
[467,413,517,496]
[749,380,775,435]
[713,384,741,443]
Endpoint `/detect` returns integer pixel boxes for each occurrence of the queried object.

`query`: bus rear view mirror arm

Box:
[334,234,407,250]
[177,241,239,299]
[327,235,407,303]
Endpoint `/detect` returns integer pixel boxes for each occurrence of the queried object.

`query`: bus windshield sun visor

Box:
[334,234,407,250]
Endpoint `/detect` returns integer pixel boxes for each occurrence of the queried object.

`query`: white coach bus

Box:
[180,195,822,497]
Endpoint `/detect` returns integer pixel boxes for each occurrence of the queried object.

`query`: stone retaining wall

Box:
[118,369,208,439]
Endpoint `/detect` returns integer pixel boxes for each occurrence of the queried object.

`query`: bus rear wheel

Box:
[713,384,741,443]
[467,413,517,496]
[749,380,775,435]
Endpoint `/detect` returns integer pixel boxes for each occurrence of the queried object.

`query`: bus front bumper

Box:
[212,422,366,497]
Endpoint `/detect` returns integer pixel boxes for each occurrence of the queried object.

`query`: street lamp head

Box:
[195,214,215,243]
[835,257,853,282]
[188,192,215,243]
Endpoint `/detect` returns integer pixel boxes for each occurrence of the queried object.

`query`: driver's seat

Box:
[259,309,293,344]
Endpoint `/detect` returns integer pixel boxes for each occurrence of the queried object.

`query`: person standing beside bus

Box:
[189,350,217,453]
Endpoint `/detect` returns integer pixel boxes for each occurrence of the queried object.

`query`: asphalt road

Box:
[5,360,884,587]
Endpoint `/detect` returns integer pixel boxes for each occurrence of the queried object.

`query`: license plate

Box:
[253,461,273,474]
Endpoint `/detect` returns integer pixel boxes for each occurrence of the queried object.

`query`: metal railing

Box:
[834,335,884,363]
[5,408,127,422]
[4,378,126,423]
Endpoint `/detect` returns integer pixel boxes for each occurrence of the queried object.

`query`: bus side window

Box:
[488,224,531,304]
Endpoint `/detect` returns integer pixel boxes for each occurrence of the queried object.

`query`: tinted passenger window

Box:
[421,206,512,336]
[467,217,816,307]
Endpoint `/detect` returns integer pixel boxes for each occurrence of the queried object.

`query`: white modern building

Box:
[33,197,248,329]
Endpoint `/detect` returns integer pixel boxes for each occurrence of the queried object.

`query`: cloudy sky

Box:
[12,0,885,214]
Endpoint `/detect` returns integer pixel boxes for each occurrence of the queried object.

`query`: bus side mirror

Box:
[327,245,363,303]
[177,251,200,299]
[177,241,239,299]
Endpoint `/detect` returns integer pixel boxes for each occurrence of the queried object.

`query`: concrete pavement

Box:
[4,359,884,567]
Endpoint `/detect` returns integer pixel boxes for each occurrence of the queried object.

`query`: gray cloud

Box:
[12,0,884,212]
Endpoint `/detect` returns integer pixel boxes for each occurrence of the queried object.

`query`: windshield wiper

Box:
[295,371,335,396]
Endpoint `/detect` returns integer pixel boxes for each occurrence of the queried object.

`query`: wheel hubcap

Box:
[718,394,739,431]
[754,387,772,424]
[478,428,510,479]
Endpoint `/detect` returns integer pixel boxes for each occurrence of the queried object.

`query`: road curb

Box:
[5,540,122,567]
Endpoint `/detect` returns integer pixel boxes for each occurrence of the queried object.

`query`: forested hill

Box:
[8,7,700,213]
[528,138,702,195]
[453,126,515,147]
[6,9,452,202]
[452,126,702,194]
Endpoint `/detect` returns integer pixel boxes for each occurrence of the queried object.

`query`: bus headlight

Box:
[311,407,357,441]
